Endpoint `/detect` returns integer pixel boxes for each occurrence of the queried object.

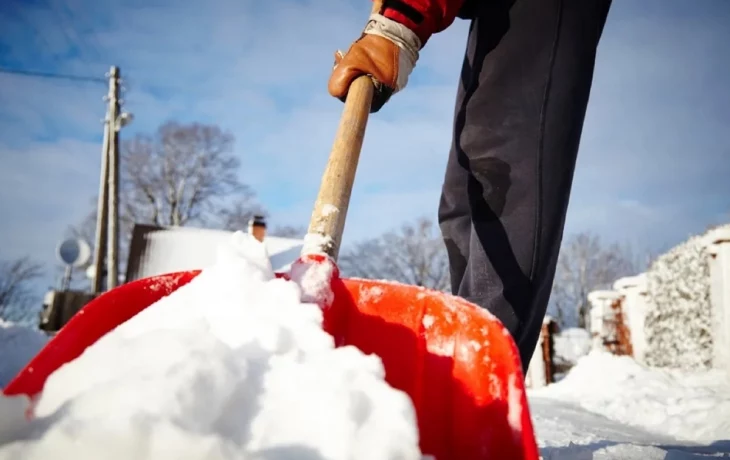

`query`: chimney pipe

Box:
[248,215,267,242]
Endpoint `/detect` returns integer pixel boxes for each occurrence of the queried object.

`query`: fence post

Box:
[525,316,557,388]
[541,318,557,384]
[609,296,633,356]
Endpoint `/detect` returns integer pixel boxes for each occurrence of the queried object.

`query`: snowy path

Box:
[531,397,730,459]
[527,349,730,459]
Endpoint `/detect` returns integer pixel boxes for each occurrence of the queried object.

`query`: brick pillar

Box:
[605,297,633,356]
[541,319,557,384]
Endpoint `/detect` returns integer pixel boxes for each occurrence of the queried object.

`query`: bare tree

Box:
[549,232,640,329]
[122,121,255,227]
[339,217,450,291]
[219,193,268,232]
[0,256,44,320]
[68,121,265,286]
[67,202,98,245]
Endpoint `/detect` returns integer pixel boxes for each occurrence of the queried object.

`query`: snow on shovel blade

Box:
[3,260,539,460]
[2,270,201,398]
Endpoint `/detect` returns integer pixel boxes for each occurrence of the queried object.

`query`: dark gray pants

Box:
[439,0,612,370]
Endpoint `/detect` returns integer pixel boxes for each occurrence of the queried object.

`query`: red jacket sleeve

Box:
[379,0,465,46]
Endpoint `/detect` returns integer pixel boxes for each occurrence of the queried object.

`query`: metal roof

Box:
[125,224,304,283]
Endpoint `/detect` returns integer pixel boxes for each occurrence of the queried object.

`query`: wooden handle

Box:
[305,75,374,260]
[372,0,384,14]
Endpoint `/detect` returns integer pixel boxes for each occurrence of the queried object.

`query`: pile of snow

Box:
[0,319,48,389]
[531,350,730,444]
[552,327,591,366]
[0,232,427,460]
[644,232,713,369]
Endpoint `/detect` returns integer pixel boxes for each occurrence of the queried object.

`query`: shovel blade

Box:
[3,271,538,460]
[328,277,539,460]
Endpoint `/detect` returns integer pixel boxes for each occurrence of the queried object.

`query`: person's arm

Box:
[380,0,466,46]
[328,0,465,113]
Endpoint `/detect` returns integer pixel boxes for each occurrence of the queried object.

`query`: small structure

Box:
[125,224,305,282]
[586,285,640,359]
[38,223,305,333]
[606,293,633,357]
[39,290,97,333]
[587,290,625,353]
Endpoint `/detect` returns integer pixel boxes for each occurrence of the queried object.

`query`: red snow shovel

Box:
[4,67,539,460]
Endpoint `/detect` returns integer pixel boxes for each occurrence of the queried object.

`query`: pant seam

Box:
[530,0,564,284]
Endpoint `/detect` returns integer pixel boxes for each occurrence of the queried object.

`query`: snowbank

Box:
[0,319,48,389]
[552,327,591,366]
[531,397,730,460]
[644,232,713,369]
[531,350,730,444]
[0,232,426,460]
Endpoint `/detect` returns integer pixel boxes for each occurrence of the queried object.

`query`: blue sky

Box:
[0,0,729,293]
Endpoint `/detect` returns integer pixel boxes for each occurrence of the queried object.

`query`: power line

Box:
[0,67,105,84]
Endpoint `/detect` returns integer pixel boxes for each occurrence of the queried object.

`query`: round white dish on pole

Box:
[57,238,91,268]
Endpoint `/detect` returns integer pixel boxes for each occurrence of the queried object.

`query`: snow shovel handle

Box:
[306,75,374,260]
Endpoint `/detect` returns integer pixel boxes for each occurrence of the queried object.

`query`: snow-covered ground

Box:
[0,232,729,459]
[529,351,730,459]
[0,319,49,389]
[552,327,593,367]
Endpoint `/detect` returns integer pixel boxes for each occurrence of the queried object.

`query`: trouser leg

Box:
[438,0,612,370]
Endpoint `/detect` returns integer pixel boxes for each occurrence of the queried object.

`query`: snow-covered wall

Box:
[644,233,713,370]
[704,226,730,374]
[584,224,730,372]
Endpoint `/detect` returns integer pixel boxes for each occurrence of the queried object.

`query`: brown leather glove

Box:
[328,13,422,113]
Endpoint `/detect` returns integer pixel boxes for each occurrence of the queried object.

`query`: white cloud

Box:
[0,139,100,273]
[343,188,442,242]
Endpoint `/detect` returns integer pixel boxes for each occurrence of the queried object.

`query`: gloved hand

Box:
[328,13,422,113]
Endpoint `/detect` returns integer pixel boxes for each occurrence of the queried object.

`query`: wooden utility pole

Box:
[91,67,116,293]
[107,66,121,290]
